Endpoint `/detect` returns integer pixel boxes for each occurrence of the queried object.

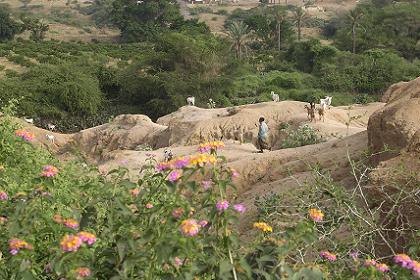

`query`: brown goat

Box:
[318,107,325,122]
[304,105,316,122]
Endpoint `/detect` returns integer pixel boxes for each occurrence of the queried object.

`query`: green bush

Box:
[216,9,229,15]
[282,124,325,148]
[264,71,306,89]
[189,6,213,15]
[353,93,377,104]
[23,64,103,116]
[0,9,23,42]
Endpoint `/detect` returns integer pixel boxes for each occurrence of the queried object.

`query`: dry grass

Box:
[0,57,27,77]
[4,0,120,42]
[3,0,358,42]
[187,0,357,36]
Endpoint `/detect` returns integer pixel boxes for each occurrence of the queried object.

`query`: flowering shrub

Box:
[0,103,418,279]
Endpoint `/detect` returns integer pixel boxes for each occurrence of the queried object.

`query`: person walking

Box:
[257,117,271,153]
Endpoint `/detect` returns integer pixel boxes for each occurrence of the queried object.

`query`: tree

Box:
[83,0,115,27]
[272,7,287,51]
[227,21,253,59]
[348,9,363,54]
[0,10,22,42]
[21,17,49,41]
[111,0,183,42]
[292,7,307,41]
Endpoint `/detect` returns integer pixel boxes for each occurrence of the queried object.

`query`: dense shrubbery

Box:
[0,0,419,132]
[330,2,420,60]
[0,10,23,42]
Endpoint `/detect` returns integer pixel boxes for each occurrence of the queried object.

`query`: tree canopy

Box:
[0,10,22,42]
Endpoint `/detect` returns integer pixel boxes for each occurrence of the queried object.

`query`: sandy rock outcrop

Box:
[157,101,383,148]
[366,77,420,254]
[368,77,420,157]
[72,114,168,158]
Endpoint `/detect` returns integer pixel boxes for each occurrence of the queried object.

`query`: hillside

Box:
[18,100,388,234]
[1,0,420,278]
[3,0,119,42]
[1,73,420,278]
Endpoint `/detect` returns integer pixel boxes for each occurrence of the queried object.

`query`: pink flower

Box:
[349,251,359,260]
[130,188,140,197]
[60,234,82,252]
[375,263,390,273]
[174,158,190,169]
[229,168,239,178]
[156,162,170,172]
[172,208,184,218]
[233,204,246,214]
[146,203,154,209]
[199,220,208,227]
[309,208,324,222]
[168,170,182,182]
[15,130,35,141]
[120,159,129,165]
[411,260,420,276]
[319,251,337,262]
[40,165,59,177]
[63,218,79,230]
[216,200,229,212]
[78,232,97,245]
[9,238,33,255]
[201,180,212,190]
[180,219,200,236]
[198,141,224,153]
[75,267,91,277]
[394,254,412,268]
[364,259,377,267]
[174,256,183,268]
[0,191,8,201]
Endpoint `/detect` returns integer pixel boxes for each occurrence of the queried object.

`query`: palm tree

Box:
[273,8,287,51]
[348,9,364,54]
[226,21,252,59]
[292,7,306,41]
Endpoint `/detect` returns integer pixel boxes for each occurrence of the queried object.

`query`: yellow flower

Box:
[309,208,324,222]
[253,222,273,233]
[180,219,200,236]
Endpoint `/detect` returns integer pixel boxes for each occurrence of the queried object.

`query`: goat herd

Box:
[186,93,332,122]
[304,96,332,122]
[23,117,57,145]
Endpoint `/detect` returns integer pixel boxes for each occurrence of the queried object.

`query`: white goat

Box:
[46,134,55,145]
[271,91,280,102]
[324,96,332,109]
[186,96,195,106]
[163,148,173,162]
[24,117,34,124]
[320,96,332,109]
[47,123,56,131]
